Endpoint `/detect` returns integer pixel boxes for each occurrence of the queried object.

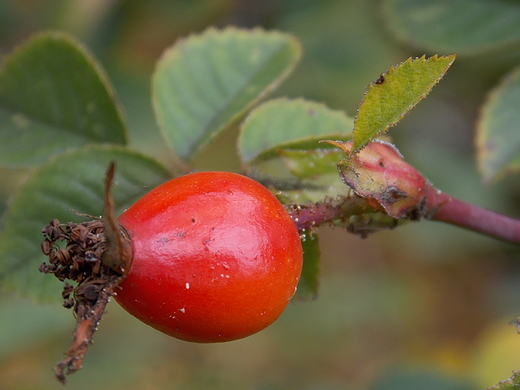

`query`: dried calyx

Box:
[38,163,132,384]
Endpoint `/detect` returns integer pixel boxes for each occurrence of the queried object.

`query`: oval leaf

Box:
[383,0,520,55]
[239,98,353,164]
[152,27,301,161]
[352,54,456,154]
[0,146,172,302]
[476,66,520,183]
[0,295,70,359]
[0,32,127,168]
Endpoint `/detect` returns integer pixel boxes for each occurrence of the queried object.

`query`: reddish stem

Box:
[287,196,370,231]
[288,202,345,231]
[430,192,520,244]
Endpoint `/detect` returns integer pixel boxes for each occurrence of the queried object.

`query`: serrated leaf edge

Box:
[152,26,302,162]
[351,54,457,155]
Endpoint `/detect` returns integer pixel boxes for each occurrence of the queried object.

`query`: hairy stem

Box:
[287,201,346,231]
[286,196,401,238]
[430,192,520,244]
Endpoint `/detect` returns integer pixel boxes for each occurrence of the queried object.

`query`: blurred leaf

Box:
[352,55,456,154]
[238,98,353,164]
[371,368,472,390]
[276,1,405,113]
[0,31,127,168]
[152,27,301,161]
[294,232,320,301]
[476,66,520,183]
[383,0,520,55]
[0,294,70,359]
[0,146,172,303]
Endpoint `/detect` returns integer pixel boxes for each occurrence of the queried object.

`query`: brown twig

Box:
[53,274,124,384]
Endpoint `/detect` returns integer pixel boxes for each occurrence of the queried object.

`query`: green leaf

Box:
[238,98,353,203]
[0,294,70,359]
[476,66,520,183]
[275,147,353,202]
[0,145,172,303]
[250,147,352,204]
[294,233,319,301]
[152,27,301,161]
[279,148,347,180]
[489,371,520,390]
[0,32,127,168]
[352,54,456,154]
[239,98,353,164]
[383,0,520,55]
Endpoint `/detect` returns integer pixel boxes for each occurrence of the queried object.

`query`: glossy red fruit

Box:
[115,171,303,343]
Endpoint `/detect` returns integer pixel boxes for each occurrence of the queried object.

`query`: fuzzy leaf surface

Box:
[476,66,520,183]
[383,0,520,54]
[0,146,172,303]
[153,27,301,161]
[0,32,126,167]
[352,54,456,154]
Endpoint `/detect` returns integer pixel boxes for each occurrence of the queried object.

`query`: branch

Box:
[323,140,520,245]
[430,192,520,245]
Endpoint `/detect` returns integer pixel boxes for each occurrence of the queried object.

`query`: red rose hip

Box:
[115,171,303,343]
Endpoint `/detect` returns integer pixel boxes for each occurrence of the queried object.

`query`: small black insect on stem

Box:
[375,74,385,84]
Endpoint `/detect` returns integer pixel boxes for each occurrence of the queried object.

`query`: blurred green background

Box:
[1,0,520,389]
